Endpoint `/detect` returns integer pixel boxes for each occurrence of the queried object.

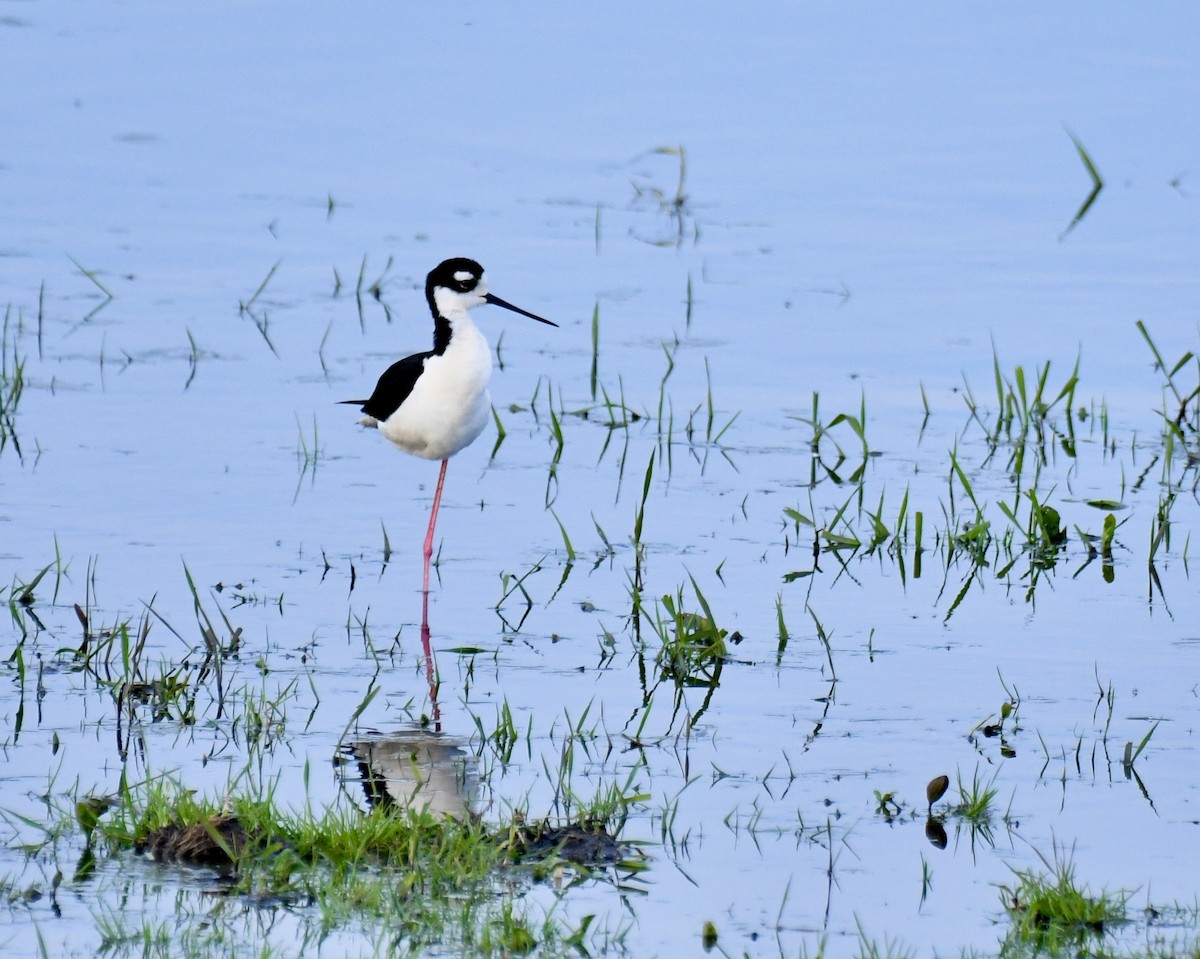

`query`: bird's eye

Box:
[452,270,477,292]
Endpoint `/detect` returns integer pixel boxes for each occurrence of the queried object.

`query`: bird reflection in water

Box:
[343,728,478,821]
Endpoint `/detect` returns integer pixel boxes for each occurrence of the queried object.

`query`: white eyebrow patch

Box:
[453,271,474,282]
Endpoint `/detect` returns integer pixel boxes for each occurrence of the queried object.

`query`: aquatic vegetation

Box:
[60,776,632,958]
[1061,129,1105,239]
[1000,844,1128,954]
[6,294,1199,958]
[953,767,1000,825]
[66,254,115,325]
[237,259,281,357]
[649,578,730,704]
[0,304,28,460]
[629,144,694,246]
[2,78,1199,957]
[777,332,1200,627]
[293,412,323,496]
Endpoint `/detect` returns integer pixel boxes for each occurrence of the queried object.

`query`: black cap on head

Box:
[427,258,484,295]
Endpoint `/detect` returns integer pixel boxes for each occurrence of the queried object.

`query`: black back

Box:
[350,352,431,420]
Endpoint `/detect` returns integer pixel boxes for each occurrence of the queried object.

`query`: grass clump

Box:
[953,767,999,824]
[1000,845,1127,954]
[77,776,631,956]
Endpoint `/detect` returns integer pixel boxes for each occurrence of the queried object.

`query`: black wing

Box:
[343,351,431,420]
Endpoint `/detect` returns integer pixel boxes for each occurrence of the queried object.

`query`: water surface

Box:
[3,3,1199,956]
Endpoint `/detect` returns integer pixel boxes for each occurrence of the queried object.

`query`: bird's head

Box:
[426,258,557,327]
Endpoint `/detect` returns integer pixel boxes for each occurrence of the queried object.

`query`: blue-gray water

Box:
[3,4,1199,956]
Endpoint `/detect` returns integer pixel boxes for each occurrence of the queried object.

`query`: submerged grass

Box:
[1,303,28,460]
[781,328,1200,619]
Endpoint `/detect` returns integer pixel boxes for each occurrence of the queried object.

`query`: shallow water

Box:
[3,3,1200,957]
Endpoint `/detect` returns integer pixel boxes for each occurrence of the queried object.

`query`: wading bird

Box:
[342,258,557,608]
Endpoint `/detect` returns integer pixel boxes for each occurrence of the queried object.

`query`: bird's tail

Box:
[339,399,378,428]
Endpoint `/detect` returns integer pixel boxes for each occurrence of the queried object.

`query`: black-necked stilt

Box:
[343,257,557,603]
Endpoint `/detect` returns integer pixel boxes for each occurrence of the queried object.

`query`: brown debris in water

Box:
[506,819,625,866]
[138,813,253,873]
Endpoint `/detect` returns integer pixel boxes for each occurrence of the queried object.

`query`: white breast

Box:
[377,320,492,461]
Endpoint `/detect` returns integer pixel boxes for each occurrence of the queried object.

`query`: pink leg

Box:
[420,460,448,729]
[420,612,440,730]
[422,459,449,597]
